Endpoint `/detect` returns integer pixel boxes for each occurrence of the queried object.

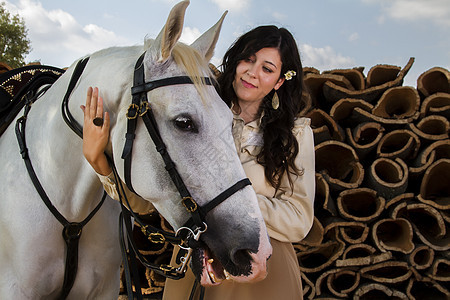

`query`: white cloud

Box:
[377,14,386,25]
[210,55,222,68]
[180,26,202,45]
[209,0,251,12]
[300,44,355,71]
[348,32,359,42]
[5,0,130,67]
[272,11,288,22]
[363,0,450,27]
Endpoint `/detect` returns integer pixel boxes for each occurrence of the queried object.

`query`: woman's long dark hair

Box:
[218,25,309,191]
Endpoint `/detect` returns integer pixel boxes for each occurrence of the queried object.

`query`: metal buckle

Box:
[181,196,198,213]
[126,103,139,119]
[160,264,176,272]
[148,233,166,243]
[139,101,150,116]
[140,226,166,243]
[63,222,83,240]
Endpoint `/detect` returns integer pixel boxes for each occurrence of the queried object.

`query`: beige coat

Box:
[98,114,315,299]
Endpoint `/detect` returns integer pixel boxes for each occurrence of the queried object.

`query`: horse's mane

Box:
[145,39,216,103]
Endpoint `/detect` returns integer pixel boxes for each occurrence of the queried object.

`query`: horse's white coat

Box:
[0,1,272,298]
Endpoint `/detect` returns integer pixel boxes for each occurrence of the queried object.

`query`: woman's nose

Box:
[246,65,257,78]
[246,70,255,77]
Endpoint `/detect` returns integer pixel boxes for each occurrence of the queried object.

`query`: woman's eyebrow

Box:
[264,60,278,69]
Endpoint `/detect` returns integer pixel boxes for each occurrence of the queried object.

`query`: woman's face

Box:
[233,47,285,106]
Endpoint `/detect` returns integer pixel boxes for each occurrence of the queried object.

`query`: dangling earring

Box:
[272,91,279,110]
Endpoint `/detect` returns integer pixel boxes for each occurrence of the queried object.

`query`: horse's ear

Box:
[153,0,190,62]
[191,11,227,62]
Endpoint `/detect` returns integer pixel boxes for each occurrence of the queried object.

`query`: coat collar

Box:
[231,102,264,129]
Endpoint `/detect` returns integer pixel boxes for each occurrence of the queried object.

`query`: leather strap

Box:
[181,178,252,230]
[61,57,90,139]
[200,178,251,217]
[189,280,205,300]
[131,76,213,95]
[16,111,106,298]
[119,210,143,300]
[140,110,205,229]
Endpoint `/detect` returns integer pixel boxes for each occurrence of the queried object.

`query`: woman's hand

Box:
[80,87,112,176]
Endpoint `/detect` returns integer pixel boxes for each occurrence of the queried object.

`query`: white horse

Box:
[0,1,272,298]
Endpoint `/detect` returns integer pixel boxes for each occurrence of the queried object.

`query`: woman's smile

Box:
[241,79,256,89]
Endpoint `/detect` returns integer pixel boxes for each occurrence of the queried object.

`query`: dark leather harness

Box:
[15,57,105,300]
[14,52,252,299]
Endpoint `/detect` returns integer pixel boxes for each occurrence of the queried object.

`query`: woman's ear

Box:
[274,77,285,90]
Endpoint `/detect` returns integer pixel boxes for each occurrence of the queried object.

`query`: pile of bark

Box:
[121,58,450,299]
[296,57,450,299]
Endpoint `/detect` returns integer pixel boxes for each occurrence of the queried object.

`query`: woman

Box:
[82,25,315,300]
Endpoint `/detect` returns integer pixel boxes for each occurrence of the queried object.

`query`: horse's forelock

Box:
[144,38,216,104]
[172,43,216,104]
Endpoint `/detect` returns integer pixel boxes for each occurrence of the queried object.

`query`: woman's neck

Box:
[236,100,262,124]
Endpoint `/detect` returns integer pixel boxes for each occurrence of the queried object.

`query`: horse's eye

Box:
[174,116,198,133]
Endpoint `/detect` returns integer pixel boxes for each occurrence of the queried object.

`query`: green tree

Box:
[0,2,31,68]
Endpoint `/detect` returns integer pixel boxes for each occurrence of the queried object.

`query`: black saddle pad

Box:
[0,64,65,136]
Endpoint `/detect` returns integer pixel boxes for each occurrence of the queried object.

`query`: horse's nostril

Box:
[230,248,253,266]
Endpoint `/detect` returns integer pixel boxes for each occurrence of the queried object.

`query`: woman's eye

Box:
[174,116,198,133]
[244,56,255,63]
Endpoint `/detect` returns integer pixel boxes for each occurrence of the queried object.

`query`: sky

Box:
[3,0,450,87]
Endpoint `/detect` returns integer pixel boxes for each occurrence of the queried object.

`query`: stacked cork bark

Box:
[2,56,447,298]
[121,58,450,299]
[296,57,450,299]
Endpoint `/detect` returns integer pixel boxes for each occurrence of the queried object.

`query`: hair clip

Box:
[284,70,296,80]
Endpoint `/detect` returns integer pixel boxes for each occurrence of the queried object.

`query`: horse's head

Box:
[108,0,272,285]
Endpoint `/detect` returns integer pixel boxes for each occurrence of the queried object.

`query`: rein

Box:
[15,57,106,300]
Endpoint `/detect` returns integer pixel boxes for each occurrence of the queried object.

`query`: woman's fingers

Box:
[85,87,93,118]
[97,95,104,120]
[83,87,106,127]
[103,111,110,132]
[89,87,99,119]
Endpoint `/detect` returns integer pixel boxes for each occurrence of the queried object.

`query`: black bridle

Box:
[123,52,251,228]
[115,52,252,298]
[15,52,251,299]
[13,50,252,298]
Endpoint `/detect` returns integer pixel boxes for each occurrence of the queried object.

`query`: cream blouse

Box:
[97,114,315,243]
[232,113,315,243]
